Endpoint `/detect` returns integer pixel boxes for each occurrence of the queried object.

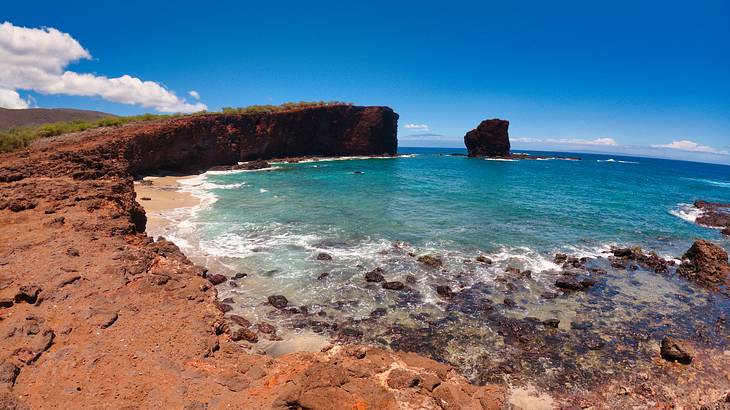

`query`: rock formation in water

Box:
[464,119,510,157]
[0,105,511,408]
[694,200,730,235]
[677,239,730,293]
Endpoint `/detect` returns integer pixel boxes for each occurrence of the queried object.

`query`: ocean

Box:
[148,148,730,392]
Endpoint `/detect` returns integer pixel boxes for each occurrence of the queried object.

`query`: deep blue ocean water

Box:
[150,148,730,379]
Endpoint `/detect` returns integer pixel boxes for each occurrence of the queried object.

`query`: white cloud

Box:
[189,90,200,100]
[512,137,617,146]
[405,123,430,131]
[0,89,30,108]
[0,22,206,113]
[650,140,728,154]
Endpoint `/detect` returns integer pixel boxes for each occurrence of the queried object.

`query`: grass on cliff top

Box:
[0,101,353,153]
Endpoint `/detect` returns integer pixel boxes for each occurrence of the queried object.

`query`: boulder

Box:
[660,337,692,364]
[464,119,510,157]
[677,240,730,289]
[267,295,289,309]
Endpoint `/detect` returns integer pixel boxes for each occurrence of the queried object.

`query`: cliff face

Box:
[464,119,510,157]
[0,106,508,408]
[125,105,399,175]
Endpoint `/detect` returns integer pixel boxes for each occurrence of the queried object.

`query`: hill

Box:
[0,107,115,129]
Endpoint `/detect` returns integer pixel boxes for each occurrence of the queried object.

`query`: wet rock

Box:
[660,336,692,364]
[542,319,560,328]
[405,275,417,284]
[382,281,405,291]
[694,200,730,228]
[436,285,455,299]
[555,277,595,291]
[365,268,385,282]
[677,240,730,289]
[229,315,252,328]
[722,226,730,236]
[570,321,593,330]
[231,328,258,343]
[216,302,233,313]
[316,252,332,261]
[475,255,492,264]
[267,295,288,309]
[317,272,329,280]
[256,323,276,334]
[503,298,516,308]
[206,274,227,285]
[611,246,670,273]
[233,272,247,280]
[370,308,387,318]
[417,255,443,267]
[554,253,568,264]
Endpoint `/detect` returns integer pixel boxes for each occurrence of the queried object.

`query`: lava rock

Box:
[316,252,333,261]
[475,255,492,264]
[231,328,258,343]
[382,281,405,291]
[555,277,596,291]
[365,268,385,282]
[464,118,510,157]
[677,240,730,289]
[660,336,692,364]
[436,285,455,299]
[267,295,289,309]
[257,323,276,334]
[207,274,227,285]
[229,315,252,328]
[417,255,443,267]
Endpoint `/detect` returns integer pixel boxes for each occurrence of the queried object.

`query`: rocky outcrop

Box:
[677,240,730,293]
[0,105,509,408]
[464,119,510,157]
[694,200,730,235]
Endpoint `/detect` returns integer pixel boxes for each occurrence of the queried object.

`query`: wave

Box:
[597,159,639,164]
[669,203,703,224]
[681,177,730,188]
[484,158,518,162]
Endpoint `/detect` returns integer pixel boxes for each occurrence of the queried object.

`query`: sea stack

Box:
[464,119,510,157]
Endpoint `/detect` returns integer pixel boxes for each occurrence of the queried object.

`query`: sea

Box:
[148,148,730,393]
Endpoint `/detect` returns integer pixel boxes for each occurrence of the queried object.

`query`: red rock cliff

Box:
[464,119,510,157]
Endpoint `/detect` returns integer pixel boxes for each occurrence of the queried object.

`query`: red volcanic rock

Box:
[677,240,730,291]
[464,119,510,157]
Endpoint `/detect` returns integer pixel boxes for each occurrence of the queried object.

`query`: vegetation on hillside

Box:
[0,101,354,153]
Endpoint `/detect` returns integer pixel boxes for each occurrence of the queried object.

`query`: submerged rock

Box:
[555,276,596,291]
[417,255,443,268]
[660,336,692,364]
[382,281,405,291]
[316,252,333,261]
[267,295,289,309]
[436,285,455,299]
[365,268,385,282]
[475,255,493,264]
[207,274,227,285]
[464,119,510,157]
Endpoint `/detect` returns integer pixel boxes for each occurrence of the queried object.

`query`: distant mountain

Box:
[0,107,115,129]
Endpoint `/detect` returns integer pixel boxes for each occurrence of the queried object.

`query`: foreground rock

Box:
[660,337,693,364]
[0,106,505,408]
[677,240,730,292]
[464,119,511,157]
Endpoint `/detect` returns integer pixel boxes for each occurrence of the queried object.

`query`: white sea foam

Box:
[597,159,638,164]
[681,177,730,188]
[670,203,703,224]
[485,158,518,162]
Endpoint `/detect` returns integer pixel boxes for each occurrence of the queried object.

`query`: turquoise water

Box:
[151,148,730,391]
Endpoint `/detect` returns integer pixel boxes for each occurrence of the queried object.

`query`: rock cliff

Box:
[464,119,510,157]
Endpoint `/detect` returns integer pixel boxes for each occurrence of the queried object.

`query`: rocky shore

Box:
[0,106,510,409]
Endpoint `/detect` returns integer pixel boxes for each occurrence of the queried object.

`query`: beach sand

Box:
[133,175,200,213]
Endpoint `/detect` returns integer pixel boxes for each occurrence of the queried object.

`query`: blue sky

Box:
[2,0,729,163]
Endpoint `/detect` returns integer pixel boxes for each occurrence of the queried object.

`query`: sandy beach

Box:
[133,175,200,212]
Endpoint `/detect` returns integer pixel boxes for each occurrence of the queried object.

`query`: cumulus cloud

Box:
[0,89,30,109]
[650,140,728,154]
[0,22,206,113]
[189,90,200,100]
[512,137,617,146]
[405,123,430,131]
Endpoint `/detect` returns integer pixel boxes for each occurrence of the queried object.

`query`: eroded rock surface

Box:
[464,119,510,157]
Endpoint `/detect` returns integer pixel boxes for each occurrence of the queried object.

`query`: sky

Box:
[2,0,729,164]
